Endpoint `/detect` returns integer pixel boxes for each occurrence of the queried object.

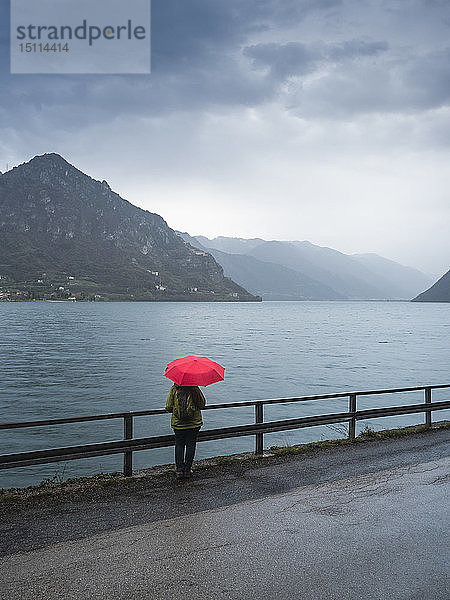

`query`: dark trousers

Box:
[174,427,200,473]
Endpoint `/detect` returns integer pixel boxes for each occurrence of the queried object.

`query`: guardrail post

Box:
[255,403,264,455]
[123,413,133,477]
[348,394,357,439]
[424,387,432,427]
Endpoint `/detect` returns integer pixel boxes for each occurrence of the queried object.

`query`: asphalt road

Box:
[1,429,449,600]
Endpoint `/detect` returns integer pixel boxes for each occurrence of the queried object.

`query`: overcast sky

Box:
[1,0,449,277]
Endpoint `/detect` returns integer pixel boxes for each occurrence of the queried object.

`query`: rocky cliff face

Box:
[0,154,259,301]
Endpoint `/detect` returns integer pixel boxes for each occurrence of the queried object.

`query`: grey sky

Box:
[1,0,449,276]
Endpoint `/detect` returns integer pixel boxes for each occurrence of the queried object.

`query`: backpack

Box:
[174,386,198,422]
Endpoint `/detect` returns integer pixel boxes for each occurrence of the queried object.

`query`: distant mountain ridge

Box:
[179,235,433,301]
[178,233,345,301]
[351,253,436,300]
[0,154,259,301]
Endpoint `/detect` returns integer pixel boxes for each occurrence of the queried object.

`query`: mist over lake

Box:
[1,300,449,488]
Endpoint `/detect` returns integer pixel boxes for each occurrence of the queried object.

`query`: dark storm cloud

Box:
[326,40,389,61]
[0,0,9,75]
[296,45,450,118]
[0,0,449,133]
[0,0,344,130]
[404,48,450,109]
[243,39,389,82]
[151,0,342,66]
[243,42,320,81]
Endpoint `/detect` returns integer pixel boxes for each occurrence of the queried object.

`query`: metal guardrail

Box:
[0,385,449,476]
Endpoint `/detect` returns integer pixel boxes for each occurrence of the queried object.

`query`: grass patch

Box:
[0,493,21,504]
[269,423,447,457]
[211,456,235,466]
[0,471,128,505]
[270,437,353,456]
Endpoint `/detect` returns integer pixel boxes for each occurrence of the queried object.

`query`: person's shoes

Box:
[183,470,193,479]
[176,471,184,481]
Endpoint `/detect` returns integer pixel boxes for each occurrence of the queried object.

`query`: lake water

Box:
[1,301,449,489]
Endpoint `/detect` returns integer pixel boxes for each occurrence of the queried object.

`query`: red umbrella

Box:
[164,355,225,387]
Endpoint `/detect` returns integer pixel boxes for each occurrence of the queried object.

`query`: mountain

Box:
[177,233,345,300]
[412,270,450,302]
[352,253,433,300]
[248,240,385,299]
[0,154,259,301]
[192,236,432,301]
[195,236,266,255]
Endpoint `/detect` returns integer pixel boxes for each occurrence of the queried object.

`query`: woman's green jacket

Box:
[165,385,206,430]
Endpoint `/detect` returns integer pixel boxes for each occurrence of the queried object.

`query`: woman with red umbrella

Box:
[164,355,225,481]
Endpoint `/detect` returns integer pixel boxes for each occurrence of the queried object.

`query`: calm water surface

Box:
[1,301,449,488]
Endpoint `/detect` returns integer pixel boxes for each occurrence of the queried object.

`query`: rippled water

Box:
[1,301,449,488]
